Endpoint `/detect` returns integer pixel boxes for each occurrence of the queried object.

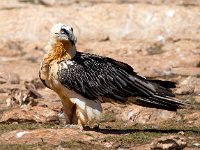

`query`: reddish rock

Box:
[0,128,93,145]
[30,78,46,89]
[0,76,6,84]
[5,83,42,107]
[117,105,178,125]
[151,135,187,150]
[183,111,200,126]
[8,73,20,84]
[0,106,58,123]
[175,77,196,95]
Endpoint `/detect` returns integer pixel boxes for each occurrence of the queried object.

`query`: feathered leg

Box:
[76,105,88,128]
[60,97,75,124]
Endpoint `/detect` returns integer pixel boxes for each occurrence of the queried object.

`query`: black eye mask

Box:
[60,27,76,45]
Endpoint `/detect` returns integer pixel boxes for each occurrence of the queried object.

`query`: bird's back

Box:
[55,51,185,111]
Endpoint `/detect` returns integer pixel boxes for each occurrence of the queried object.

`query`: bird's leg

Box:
[76,105,89,129]
[71,104,78,124]
[60,97,75,125]
[61,101,83,129]
[64,105,88,130]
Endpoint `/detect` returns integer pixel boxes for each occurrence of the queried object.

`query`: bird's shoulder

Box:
[56,51,152,101]
[70,51,135,74]
[56,51,138,84]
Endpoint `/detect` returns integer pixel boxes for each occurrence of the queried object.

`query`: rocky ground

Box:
[0,0,200,149]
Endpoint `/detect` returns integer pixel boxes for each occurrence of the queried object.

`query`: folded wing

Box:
[57,52,185,111]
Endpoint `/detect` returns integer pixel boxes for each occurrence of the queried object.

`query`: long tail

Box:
[137,95,185,111]
[136,80,186,111]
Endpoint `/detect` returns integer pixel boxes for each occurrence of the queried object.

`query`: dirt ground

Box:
[0,0,200,150]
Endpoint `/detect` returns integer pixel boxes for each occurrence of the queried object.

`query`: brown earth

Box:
[0,0,200,150]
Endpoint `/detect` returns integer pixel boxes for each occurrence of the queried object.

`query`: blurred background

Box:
[0,0,200,149]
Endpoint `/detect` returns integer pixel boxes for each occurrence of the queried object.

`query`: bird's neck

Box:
[44,40,76,64]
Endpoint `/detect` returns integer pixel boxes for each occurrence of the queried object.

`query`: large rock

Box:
[0,3,200,45]
[0,106,58,123]
[0,128,93,145]
[117,105,178,125]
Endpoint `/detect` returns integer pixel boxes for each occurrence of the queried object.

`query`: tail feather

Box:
[127,75,186,111]
[136,94,185,111]
[149,80,176,97]
[148,80,176,88]
[135,80,186,111]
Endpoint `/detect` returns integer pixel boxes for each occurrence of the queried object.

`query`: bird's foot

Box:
[64,123,100,131]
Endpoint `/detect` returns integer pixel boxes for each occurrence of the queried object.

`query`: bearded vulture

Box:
[39,23,185,128]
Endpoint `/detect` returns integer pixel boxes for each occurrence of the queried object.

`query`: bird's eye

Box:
[71,27,73,32]
[60,29,65,34]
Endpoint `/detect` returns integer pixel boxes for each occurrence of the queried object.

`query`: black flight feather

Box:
[57,51,185,111]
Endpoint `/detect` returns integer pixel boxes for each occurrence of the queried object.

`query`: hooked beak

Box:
[56,32,76,46]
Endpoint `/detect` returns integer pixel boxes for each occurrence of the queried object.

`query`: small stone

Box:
[93,124,99,130]
[117,147,128,150]
[175,76,196,95]
[6,97,12,107]
[16,131,30,138]
[0,76,7,84]
[193,143,200,147]
[55,145,66,150]
[8,73,20,84]
[12,122,18,125]
[105,126,112,129]
[58,112,66,126]
[178,131,184,135]
[151,135,187,150]
[30,78,46,89]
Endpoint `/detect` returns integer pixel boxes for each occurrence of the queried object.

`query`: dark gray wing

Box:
[57,52,184,110]
[57,52,156,101]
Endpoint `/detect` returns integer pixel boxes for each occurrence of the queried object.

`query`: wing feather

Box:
[56,52,185,110]
[57,52,155,101]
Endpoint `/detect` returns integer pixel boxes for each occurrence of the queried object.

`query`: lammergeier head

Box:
[51,23,77,46]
